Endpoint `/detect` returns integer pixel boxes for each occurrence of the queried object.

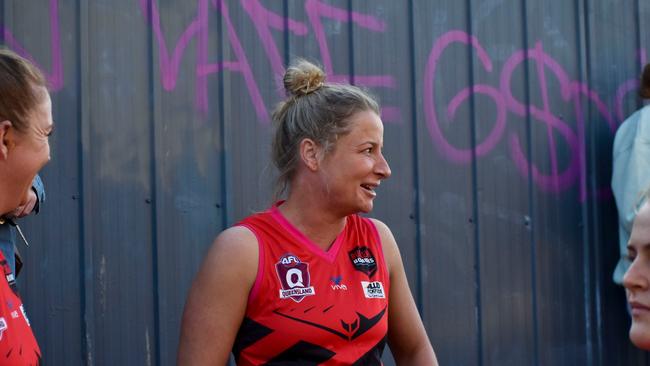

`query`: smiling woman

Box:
[177,59,438,365]
[0,51,53,217]
[0,49,52,365]
[624,186,650,350]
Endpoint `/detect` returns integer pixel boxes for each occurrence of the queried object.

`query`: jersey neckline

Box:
[269,202,346,263]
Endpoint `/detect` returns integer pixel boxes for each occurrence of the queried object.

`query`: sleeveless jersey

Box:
[0,251,41,365]
[233,205,390,365]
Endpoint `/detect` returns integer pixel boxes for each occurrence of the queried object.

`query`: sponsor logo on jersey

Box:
[5,273,14,286]
[361,281,385,298]
[275,254,315,302]
[349,246,378,277]
[0,317,7,340]
[330,275,348,290]
[10,311,18,319]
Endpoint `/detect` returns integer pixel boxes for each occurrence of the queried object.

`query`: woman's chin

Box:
[358,202,374,214]
[630,323,650,350]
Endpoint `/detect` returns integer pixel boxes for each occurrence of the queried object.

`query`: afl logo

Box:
[275,254,315,303]
[348,246,377,278]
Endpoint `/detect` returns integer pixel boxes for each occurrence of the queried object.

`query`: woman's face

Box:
[624,201,650,349]
[316,110,391,215]
[3,89,53,215]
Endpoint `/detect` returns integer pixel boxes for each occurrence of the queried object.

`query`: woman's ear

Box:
[0,120,13,160]
[299,138,321,171]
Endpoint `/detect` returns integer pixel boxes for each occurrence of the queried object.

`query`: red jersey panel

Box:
[0,251,41,366]
[234,205,390,365]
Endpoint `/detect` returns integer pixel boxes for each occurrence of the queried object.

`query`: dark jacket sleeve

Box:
[31,174,45,214]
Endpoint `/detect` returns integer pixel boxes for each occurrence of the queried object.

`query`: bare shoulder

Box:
[369,218,392,238]
[199,225,259,288]
[209,225,258,257]
[369,219,438,364]
[177,225,260,364]
[368,218,400,273]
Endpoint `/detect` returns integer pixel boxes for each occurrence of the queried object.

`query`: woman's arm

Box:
[177,226,259,365]
[372,219,439,366]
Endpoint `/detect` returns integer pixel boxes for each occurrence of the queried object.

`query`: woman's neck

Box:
[278,192,347,251]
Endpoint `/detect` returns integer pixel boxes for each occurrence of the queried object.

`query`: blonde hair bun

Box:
[283,59,325,96]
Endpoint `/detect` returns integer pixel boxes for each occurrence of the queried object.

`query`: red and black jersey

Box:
[233,204,390,365]
[0,251,41,365]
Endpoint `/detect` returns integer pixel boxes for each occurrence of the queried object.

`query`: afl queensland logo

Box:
[348,246,377,278]
[275,254,315,303]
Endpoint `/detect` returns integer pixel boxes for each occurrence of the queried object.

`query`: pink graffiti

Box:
[500,41,581,194]
[7,5,648,199]
[426,30,642,199]
[0,0,63,91]
[139,0,399,123]
[614,50,647,122]
[206,0,266,120]
[138,0,264,117]
[424,30,507,164]
[304,0,395,88]
[241,0,308,77]
[138,0,266,118]
[138,0,203,91]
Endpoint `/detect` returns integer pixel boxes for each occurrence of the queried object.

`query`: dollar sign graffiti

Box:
[500,41,579,193]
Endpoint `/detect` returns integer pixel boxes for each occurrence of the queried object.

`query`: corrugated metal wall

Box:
[3,0,649,364]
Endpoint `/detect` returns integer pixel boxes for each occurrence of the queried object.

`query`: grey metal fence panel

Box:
[523,3,594,364]
[81,1,156,364]
[221,0,278,223]
[143,0,228,364]
[2,0,650,364]
[412,1,483,365]
[522,2,590,364]
[468,1,537,365]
